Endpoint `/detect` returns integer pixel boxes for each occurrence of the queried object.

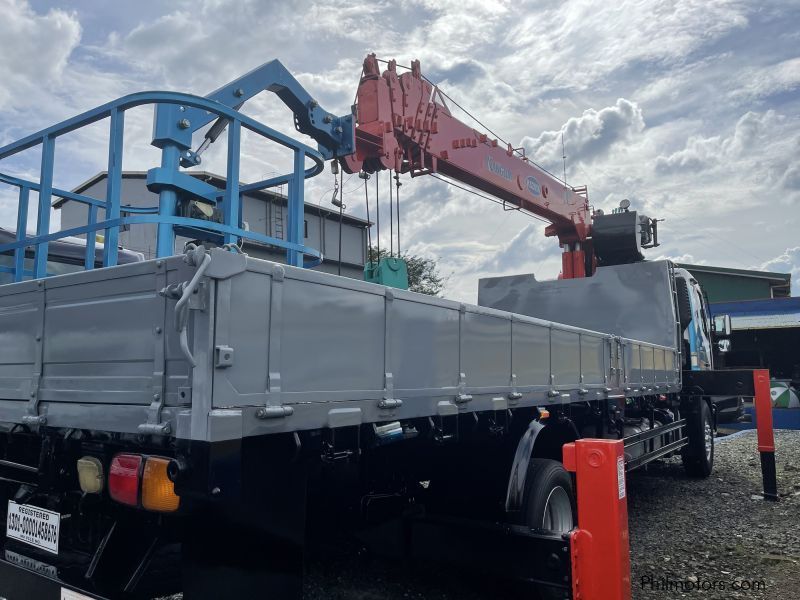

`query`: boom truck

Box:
[0,54,763,600]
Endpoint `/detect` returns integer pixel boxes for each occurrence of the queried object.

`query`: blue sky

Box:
[0,0,798,300]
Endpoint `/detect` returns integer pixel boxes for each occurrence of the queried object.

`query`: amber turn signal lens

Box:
[141,457,180,512]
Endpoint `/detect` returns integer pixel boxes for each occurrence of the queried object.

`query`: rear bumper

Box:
[0,550,107,600]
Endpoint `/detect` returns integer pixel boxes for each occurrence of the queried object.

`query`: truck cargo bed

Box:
[0,250,680,443]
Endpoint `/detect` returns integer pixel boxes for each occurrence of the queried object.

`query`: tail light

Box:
[109,454,142,506]
[142,457,180,512]
[77,456,104,494]
[109,453,180,512]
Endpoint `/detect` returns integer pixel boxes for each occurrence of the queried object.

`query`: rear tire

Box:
[682,400,714,478]
[521,459,576,533]
[519,459,575,600]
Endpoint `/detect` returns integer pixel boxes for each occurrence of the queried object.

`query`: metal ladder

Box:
[274,202,284,240]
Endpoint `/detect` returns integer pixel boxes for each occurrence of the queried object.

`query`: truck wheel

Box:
[682,400,714,478]
[522,459,576,533]
[519,459,575,600]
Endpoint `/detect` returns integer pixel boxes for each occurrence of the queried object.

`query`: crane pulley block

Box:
[364,257,409,290]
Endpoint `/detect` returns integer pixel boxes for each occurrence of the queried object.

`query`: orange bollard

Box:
[753,369,778,501]
[563,439,631,600]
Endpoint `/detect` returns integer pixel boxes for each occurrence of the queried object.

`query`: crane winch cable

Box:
[375,172,380,261]
[337,168,344,276]
[388,170,394,257]
[428,173,551,226]
[394,172,402,256]
[362,172,372,255]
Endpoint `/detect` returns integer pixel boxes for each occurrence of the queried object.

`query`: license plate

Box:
[5,501,60,555]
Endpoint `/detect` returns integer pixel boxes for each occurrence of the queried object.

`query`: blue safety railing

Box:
[0,90,326,283]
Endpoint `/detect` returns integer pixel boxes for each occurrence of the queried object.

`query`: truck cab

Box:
[674,267,715,371]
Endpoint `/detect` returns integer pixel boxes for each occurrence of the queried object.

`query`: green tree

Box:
[368,246,447,296]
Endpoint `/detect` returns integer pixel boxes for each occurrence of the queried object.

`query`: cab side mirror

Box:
[717,339,731,353]
[713,314,732,337]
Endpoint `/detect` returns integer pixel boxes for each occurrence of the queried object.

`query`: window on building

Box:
[304,219,308,238]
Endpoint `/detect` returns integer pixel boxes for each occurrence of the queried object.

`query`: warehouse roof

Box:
[677,262,791,284]
[677,262,791,301]
[710,297,800,330]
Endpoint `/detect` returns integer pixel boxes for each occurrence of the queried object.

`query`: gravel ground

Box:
[165,429,800,599]
[628,429,800,599]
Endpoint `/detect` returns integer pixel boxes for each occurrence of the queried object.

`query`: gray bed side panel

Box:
[512,322,550,386]
[581,335,606,385]
[213,257,675,414]
[40,264,192,405]
[279,278,385,394]
[0,252,681,440]
[0,287,41,400]
[0,260,194,414]
[461,312,512,388]
[477,261,678,349]
[390,299,459,391]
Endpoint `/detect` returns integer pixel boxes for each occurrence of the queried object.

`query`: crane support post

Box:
[563,439,632,600]
[753,369,779,500]
[173,59,355,162]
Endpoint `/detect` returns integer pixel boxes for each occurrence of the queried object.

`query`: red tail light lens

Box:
[109,454,143,506]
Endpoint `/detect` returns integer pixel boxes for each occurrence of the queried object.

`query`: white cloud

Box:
[649,110,800,209]
[780,162,800,193]
[761,247,800,296]
[654,253,707,265]
[653,134,720,174]
[0,0,81,108]
[467,222,554,273]
[522,98,645,167]
[730,57,800,102]
[654,110,783,174]
[725,110,782,157]
[0,0,798,303]
[503,1,750,95]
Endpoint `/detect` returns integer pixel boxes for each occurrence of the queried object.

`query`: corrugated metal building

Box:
[679,263,798,383]
[708,297,800,381]
[53,171,369,279]
[676,263,791,302]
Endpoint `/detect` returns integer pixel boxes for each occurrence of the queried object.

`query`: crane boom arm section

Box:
[342,54,591,248]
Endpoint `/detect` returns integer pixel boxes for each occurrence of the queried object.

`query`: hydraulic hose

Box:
[175,245,211,368]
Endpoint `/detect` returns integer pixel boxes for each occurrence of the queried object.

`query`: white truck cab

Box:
[674,267,722,371]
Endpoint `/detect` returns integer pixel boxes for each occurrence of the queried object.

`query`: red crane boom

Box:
[342,54,593,278]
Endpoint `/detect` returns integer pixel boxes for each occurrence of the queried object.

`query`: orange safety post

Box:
[563,439,631,600]
[753,369,779,501]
